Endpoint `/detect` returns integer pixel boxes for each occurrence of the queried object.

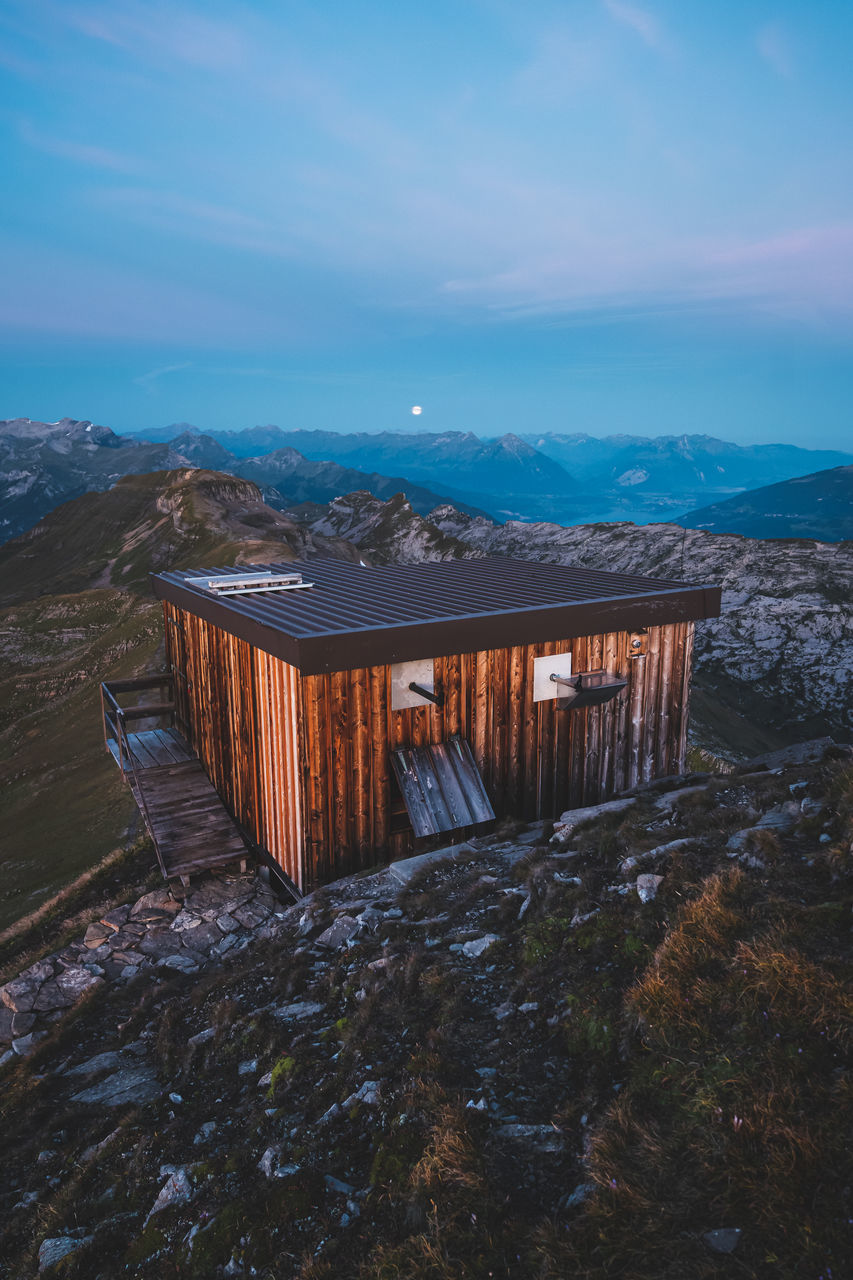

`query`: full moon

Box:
[411,405,422,415]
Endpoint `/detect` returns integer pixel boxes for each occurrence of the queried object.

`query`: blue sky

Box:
[1,0,852,447]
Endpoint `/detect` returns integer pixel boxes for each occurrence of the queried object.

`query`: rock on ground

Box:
[70,1064,161,1108]
[38,1236,93,1271]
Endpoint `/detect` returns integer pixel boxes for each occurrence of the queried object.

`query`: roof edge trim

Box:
[151,572,721,675]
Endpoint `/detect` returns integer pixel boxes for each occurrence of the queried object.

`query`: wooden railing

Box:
[100,674,177,879]
[100,672,177,775]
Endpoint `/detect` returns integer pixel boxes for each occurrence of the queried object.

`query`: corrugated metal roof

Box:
[151,556,720,674]
[390,738,496,837]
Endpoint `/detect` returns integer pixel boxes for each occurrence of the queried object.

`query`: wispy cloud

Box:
[65,1,248,71]
[133,361,192,392]
[93,187,294,256]
[711,224,853,267]
[756,23,794,78]
[705,224,853,317]
[439,218,853,324]
[602,0,666,51]
[19,120,140,173]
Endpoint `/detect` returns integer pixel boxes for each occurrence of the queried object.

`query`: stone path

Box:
[0,873,285,1065]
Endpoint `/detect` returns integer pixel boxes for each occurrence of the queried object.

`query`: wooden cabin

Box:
[144,556,720,892]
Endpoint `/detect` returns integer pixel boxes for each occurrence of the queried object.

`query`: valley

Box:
[135,422,853,528]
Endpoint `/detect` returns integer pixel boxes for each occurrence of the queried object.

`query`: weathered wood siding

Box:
[163,603,304,887]
[298,622,695,883]
[165,603,693,890]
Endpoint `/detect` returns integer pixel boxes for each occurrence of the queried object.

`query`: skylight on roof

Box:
[186,571,314,596]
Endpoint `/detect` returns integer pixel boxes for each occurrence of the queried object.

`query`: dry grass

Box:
[409,1107,485,1197]
[538,853,852,1279]
[360,1107,513,1280]
[0,838,157,979]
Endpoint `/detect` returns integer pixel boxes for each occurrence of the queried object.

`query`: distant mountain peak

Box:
[164,421,202,436]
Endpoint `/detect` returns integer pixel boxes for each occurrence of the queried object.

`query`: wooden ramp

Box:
[101,675,249,884]
[128,759,249,881]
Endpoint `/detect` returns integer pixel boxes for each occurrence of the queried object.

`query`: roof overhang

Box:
[151,572,721,676]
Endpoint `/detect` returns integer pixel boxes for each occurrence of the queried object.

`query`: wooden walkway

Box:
[101,679,249,883]
[106,727,195,771]
[127,759,249,881]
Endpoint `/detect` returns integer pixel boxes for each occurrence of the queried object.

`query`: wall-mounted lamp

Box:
[552,669,628,711]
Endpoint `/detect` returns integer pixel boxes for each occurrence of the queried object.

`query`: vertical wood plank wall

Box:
[299,622,695,884]
[164,603,694,890]
[163,602,305,888]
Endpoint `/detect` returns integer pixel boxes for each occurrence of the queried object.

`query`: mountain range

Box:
[166,429,489,521]
[0,418,183,544]
[520,430,851,493]
[3,418,851,548]
[146,424,579,521]
[0,418,484,545]
[135,422,853,525]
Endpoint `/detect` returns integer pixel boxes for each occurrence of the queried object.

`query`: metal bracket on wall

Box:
[629,629,648,658]
[408,681,443,706]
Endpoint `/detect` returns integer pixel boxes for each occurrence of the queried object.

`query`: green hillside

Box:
[0,470,351,931]
[679,466,853,541]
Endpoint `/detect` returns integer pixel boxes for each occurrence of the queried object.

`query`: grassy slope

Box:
[0,590,161,930]
[0,469,349,931]
[680,466,853,541]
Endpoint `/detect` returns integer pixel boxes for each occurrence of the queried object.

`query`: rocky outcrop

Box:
[307,491,477,563]
[0,879,285,1064]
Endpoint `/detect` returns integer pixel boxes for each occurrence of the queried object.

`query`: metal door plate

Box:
[391,658,436,709]
[533,652,572,702]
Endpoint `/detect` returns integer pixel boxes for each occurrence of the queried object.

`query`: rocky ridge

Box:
[0,877,286,1065]
[0,419,185,545]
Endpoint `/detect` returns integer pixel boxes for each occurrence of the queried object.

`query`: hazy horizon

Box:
[116,419,851,452]
[6,412,853,455]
